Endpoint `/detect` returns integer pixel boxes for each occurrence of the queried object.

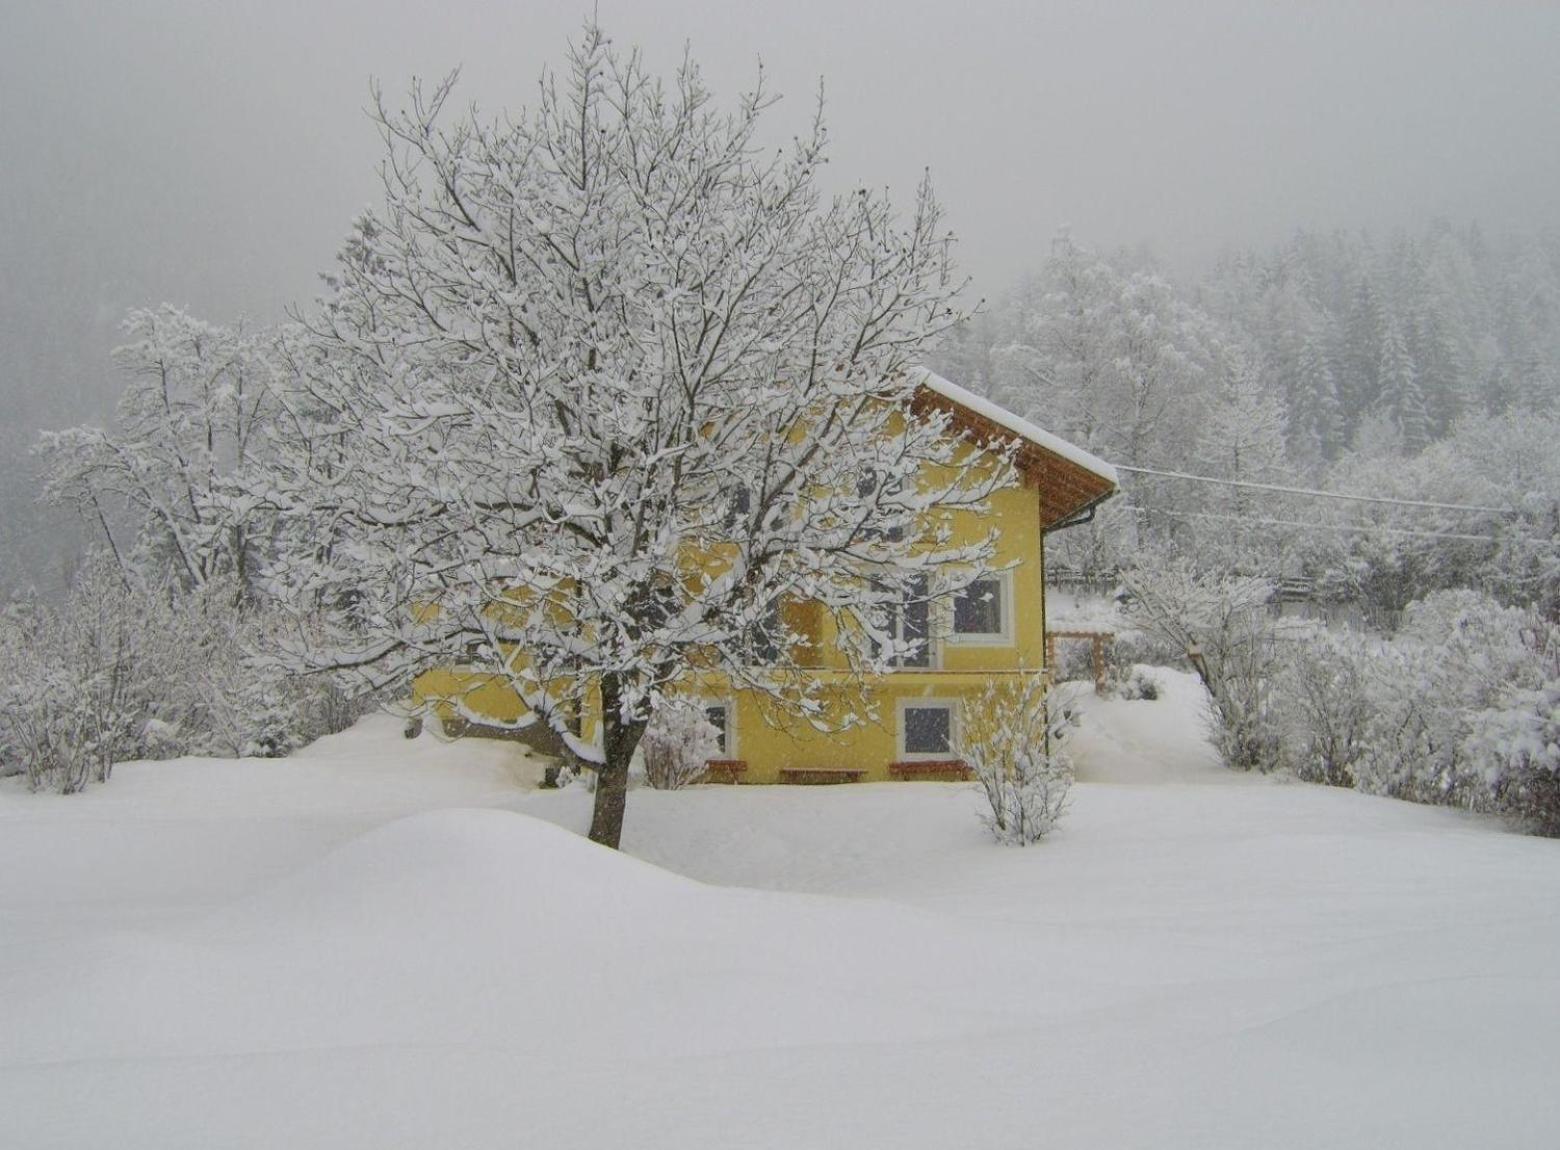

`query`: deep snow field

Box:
[3,670,1558,1149]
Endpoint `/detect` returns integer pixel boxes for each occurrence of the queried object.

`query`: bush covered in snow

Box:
[1118,669,1162,701]
[1267,592,1559,833]
[0,554,371,792]
[0,556,141,792]
[1272,626,1375,788]
[961,674,1075,844]
[1118,559,1558,834]
[639,698,722,790]
[1343,592,1557,832]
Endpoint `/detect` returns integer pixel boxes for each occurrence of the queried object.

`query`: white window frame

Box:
[700,697,738,760]
[943,571,1014,647]
[896,697,959,761]
[881,574,940,670]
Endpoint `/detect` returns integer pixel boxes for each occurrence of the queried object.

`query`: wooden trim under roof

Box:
[910,385,1118,530]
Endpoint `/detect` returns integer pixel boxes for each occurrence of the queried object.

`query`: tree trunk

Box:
[587,673,645,850]
[588,759,630,849]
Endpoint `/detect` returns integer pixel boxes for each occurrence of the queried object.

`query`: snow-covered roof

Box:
[911,369,1120,488]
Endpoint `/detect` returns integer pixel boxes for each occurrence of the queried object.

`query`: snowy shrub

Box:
[1388,592,1558,830]
[639,698,722,790]
[1271,591,1560,833]
[1051,638,1100,685]
[1275,629,1376,787]
[961,674,1075,845]
[1120,559,1283,772]
[1118,669,1161,701]
[1470,678,1560,836]
[0,556,143,792]
[0,555,373,792]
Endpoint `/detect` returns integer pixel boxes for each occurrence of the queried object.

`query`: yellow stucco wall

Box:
[413,456,1049,782]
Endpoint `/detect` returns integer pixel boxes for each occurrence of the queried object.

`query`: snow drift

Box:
[0,808,1052,1074]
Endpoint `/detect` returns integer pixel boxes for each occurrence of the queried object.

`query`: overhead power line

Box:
[1124,504,1559,547]
[1114,463,1517,516]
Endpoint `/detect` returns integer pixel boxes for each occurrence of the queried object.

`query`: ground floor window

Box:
[704,702,732,757]
[900,701,954,758]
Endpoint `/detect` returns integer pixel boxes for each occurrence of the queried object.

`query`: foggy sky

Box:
[3,0,1559,427]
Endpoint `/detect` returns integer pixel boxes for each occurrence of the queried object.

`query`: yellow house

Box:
[415,372,1117,783]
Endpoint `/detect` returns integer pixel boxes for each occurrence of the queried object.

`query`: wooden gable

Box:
[910,386,1118,530]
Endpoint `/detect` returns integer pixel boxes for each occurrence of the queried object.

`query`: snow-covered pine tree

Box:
[1377,313,1430,454]
[247,24,1012,848]
[1341,272,1384,424]
[1290,328,1344,467]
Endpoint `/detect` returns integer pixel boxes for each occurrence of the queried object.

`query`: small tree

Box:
[639,697,721,790]
[961,674,1075,845]
[247,23,1011,848]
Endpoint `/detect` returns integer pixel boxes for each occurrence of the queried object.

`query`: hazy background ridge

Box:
[3,0,1558,586]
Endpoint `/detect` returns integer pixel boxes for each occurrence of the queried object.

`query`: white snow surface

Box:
[914,366,1121,486]
[4,676,1559,1148]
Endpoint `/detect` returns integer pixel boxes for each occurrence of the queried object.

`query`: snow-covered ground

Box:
[3,671,1558,1149]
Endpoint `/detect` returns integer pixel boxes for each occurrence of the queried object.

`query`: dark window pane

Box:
[870,574,932,668]
[954,577,1003,635]
[748,602,782,664]
[903,706,952,755]
[723,484,752,529]
[859,473,906,542]
[704,705,728,755]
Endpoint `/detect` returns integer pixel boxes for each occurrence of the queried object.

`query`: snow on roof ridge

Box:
[910,368,1120,487]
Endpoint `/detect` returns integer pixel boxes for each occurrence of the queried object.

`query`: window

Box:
[952,575,1008,640]
[901,702,954,757]
[856,472,905,542]
[874,574,931,668]
[747,601,784,665]
[702,701,734,757]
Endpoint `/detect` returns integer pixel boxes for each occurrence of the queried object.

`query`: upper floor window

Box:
[856,471,906,542]
[746,600,784,665]
[874,574,931,668]
[951,574,1010,642]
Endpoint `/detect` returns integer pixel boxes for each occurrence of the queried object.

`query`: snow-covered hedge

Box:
[1123,557,1558,835]
[1274,592,1559,834]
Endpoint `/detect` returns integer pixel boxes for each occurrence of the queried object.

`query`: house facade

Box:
[415,372,1117,783]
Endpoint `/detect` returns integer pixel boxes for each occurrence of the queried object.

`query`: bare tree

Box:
[36,306,277,596]
[1121,556,1282,772]
[246,23,1012,847]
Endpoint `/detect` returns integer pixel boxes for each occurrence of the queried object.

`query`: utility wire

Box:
[1115,463,1516,516]
[1124,504,1559,547]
